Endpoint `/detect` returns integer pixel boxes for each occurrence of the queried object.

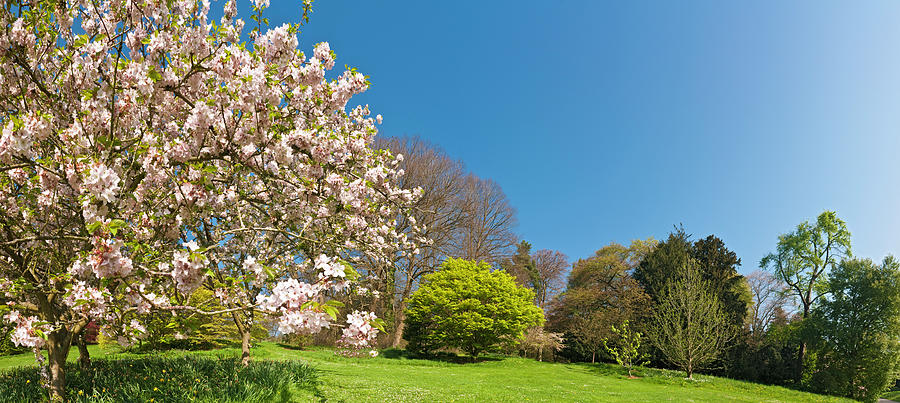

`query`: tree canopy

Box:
[403,258,543,358]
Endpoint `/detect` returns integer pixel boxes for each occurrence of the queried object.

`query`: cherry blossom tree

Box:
[0,0,419,400]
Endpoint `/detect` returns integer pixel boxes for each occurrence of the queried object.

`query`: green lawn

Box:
[0,342,855,402]
[884,390,900,401]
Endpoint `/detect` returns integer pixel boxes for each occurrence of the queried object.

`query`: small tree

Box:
[520,327,564,362]
[647,261,735,379]
[403,258,544,359]
[603,320,648,377]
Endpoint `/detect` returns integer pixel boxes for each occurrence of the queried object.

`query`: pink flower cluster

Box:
[339,311,380,349]
[169,242,209,295]
[4,311,44,348]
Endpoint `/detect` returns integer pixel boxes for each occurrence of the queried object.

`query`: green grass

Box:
[884,389,900,401]
[0,354,316,402]
[0,342,854,402]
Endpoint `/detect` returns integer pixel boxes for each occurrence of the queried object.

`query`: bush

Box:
[0,355,316,402]
[403,258,544,358]
[0,323,26,356]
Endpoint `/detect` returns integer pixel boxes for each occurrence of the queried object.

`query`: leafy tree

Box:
[403,258,543,359]
[603,320,648,377]
[760,210,851,379]
[692,235,752,327]
[548,241,652,363]
[633,228,693,302]
[504,241,537,286]
[760,211,851,319]
[804,257,900,402]
[647,261,736,379]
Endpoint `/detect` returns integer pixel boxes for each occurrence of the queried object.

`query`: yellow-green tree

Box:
[403,258,543,359]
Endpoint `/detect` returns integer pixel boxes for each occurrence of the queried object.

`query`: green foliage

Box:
[403,258,544,358]
[603,320,648,376]
[760,210,851,318]
[635,229,750,329]
[138,288,265,351]
[803,257,900,402]
[549,240,652,363]
[647,261,736,379]
[0,355,316,402]
[726,319,803,386]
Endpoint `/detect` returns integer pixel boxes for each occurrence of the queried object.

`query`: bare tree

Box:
[453,176,518,264]
[746,270,790,338]
[531,249,569,310]
[370,136,519,347]
[371,136,469,346]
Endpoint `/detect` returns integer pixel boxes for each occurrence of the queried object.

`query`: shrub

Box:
[403,258,544,358]
[0,355,316,402]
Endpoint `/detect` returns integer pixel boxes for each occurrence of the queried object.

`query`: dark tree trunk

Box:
[76,332,90,369]
[391,304,406,348]
[47,330,72,402]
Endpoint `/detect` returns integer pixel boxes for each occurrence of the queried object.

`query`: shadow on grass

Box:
[380,348,501,364]
[276,342,307,351]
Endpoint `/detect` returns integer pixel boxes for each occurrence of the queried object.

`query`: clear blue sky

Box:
[262,0,900,274]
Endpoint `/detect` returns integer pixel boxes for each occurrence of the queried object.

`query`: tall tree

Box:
[759,211,851,379]
[371,136,468,347]
[647,261,736,379]
[760,210,851,319]
[504,240,536,286]
[453,176,518,264]
[530,249,569,310]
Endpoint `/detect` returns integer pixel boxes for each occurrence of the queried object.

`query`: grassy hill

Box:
[0,342,854,402]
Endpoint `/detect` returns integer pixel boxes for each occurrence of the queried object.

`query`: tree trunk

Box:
[47,330,72,402]
[229,310,252,367]
[391,307,406,348]
[76,332,91,369]
[592,351,596,364]
[538,347,543,362]
[240,329,251,367]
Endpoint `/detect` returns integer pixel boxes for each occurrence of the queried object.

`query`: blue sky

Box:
[262,0,900,274]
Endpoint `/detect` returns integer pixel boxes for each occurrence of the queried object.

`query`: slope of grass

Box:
[0,342,853,402]
[884,390,900,401]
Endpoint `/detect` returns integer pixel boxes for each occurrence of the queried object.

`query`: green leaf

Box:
[86,221,102,234]
[147,66,162,82]
[325,300,344,308]
[371,318,387,333]
[323,305,338,321]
